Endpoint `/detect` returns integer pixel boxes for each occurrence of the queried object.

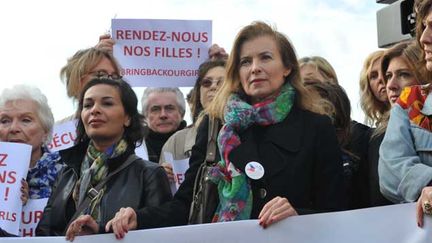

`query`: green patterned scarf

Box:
[210,82,296,221]
[73,139,128,223]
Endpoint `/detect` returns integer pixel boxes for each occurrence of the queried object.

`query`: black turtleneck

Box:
[146,120,187,163]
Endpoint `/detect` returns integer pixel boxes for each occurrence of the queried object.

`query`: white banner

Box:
[1,203,431,242]
[112,19,212,87]
[47,120,77,152]
[0,142,31,235]
[19,198,49,237]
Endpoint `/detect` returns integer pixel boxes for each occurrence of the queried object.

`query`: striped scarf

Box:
[210,82,295,222]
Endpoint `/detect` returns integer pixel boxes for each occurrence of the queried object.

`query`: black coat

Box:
[346,120,373,209]
[36,141,172,236]
[367,132,392,206]
[136,106,344,229]
[146,120,187,162]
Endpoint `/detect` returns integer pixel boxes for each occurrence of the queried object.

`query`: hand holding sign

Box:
[20,180,29,206]
[96,33,115,53]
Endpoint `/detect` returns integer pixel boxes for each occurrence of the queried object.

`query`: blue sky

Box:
[0,0,390,124]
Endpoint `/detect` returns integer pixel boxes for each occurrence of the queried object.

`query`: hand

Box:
[21,179,29,206]
[208,44,228,60]
[105,207,137,239]
[95,33,115,53]
[258,196,297,229]
[65,215,99,241]
[161,162,174,182]
[416,186,432,227]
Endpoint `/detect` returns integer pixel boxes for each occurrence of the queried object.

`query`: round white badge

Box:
[245,161,265,180]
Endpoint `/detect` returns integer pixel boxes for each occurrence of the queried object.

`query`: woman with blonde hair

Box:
[359,50,390,128]
[299,56,338,84]
[59,47,122,122]
[159,59,226,182]
[98,21,344,240]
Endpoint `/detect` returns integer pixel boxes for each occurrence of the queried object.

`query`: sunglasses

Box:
[200,78,223,88]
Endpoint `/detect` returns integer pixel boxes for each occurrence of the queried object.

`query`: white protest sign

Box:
[47,120,77,152]
[1,203,430,243]
[135,142,149,161]
[163,152,178,194]
[0,142,31,235]
[170,158,189,189]
[112,19,212,87]
[19,198,48,237]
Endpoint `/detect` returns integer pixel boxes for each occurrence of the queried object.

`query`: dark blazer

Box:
[36,141,172,236]
[135,106,344,229]
[346,120,372,209]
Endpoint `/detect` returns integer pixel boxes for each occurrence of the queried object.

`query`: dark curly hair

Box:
[75,78,144,148]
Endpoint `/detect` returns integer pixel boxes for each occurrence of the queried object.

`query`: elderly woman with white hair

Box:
[0,85,63,201]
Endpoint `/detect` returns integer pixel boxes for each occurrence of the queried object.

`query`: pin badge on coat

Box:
[245,161,264,180]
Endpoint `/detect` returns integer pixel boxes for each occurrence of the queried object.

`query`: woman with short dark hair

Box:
[36,78,172,237]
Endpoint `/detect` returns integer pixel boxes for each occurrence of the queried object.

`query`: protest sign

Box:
[169,157,189,189]
[135,142,149,161]
[162,152,178,194]
[47,120,77,152]
[112,19,212,87]
[0,142,31,235]
[19,198,48,237]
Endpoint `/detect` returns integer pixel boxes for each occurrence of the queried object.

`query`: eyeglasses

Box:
[200,78,223,88]
[88,70,122,80]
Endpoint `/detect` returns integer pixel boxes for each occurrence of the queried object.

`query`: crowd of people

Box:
[1,0,432,239]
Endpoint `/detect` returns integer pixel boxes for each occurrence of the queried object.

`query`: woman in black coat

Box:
[80,21,344,239]
[36,78,171,238]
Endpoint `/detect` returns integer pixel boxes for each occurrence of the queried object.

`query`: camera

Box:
[376,0,415,47]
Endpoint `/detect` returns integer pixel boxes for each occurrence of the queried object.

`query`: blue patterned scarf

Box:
[27,147,63,199]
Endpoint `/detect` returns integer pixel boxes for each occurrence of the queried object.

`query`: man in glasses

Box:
[141,87,187,163]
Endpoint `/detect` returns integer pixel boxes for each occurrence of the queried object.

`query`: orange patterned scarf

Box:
[396,85,432,131]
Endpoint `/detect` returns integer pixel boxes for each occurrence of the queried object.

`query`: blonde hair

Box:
[60,47,121,100]
[299,56,339,84]
[206,21,327,122]
[359,50,390,127]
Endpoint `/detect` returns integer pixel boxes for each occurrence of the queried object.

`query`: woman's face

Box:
[239,35,291,104]
[368,58,387,103]
[80,57,119,92]
[385,56,419,105]
[81,84,130,149]
[199,66,225,109]
[0,99,48,154]
[300,63,326,84]
[420,10,432,71]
